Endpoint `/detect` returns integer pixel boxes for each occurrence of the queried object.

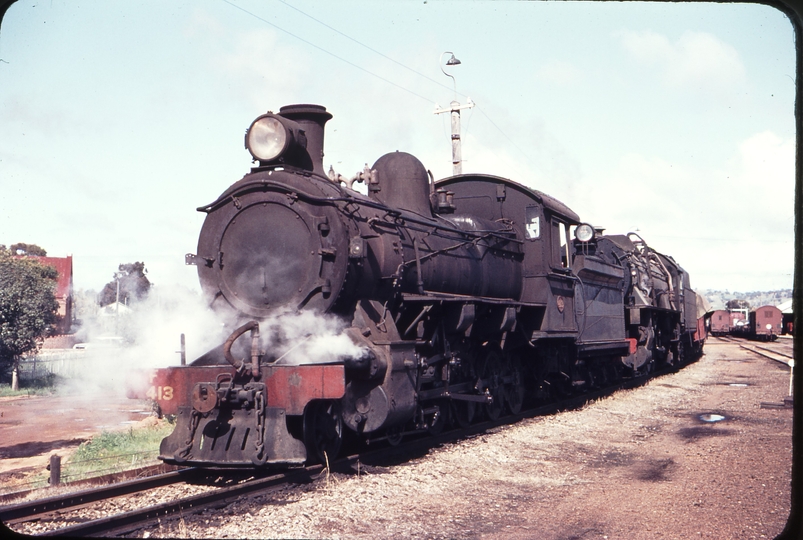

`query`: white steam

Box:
[43,287,365,403]
[55,285,232,397]
[259,309,366,365]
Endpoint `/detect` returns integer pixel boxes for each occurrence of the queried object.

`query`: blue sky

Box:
[0,1,796,295]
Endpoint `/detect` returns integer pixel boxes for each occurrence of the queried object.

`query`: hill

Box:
[700,289,792,312]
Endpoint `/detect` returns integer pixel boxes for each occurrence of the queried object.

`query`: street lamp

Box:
[434,51,474,176]
[440,51,461,100]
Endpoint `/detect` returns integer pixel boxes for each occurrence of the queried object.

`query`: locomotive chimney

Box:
[278,104,333,177]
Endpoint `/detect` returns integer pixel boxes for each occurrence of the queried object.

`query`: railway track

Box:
[0,468,198,523]
[714,336,793,367]
[2,365,677,537]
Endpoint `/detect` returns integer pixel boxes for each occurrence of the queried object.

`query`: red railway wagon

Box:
[749,305,783,341]
[710,310,730,336]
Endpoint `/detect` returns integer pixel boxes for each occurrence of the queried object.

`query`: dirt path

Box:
[0,393,153,483]
[142,340,794,539]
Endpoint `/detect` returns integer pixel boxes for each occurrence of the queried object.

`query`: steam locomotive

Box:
[131,104,706,467]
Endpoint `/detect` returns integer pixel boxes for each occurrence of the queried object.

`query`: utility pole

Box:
[114,271,122,336]
[434,52,474,176]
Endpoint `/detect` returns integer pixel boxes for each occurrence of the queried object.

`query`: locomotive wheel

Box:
[503,357,525,415]
[386,425,403,446]
[546,373,570,399]
[427,400,449,435]
[480,349,504,421]
[451,400,476,428]
[303,400,343,464]
[485,386,504,420]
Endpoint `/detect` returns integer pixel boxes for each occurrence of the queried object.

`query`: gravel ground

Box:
[126,340,793,539]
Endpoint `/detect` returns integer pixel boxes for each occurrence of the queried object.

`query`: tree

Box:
[0,249,59,390]
[726,299,750,310]
[9,243,48,256]
[98,262,151,307]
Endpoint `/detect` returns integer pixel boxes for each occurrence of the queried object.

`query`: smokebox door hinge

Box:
[186,253,214,267]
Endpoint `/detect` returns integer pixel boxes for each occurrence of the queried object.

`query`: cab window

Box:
[551,220,570,268]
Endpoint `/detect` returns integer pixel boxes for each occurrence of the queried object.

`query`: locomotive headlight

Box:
[246,115,290,161]
[575,223,595,243]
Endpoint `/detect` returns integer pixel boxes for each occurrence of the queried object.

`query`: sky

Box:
[0,0,797,296]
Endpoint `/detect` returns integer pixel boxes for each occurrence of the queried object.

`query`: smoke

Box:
[258,308,366,365]
[53,285,232,397]
[42,286,365,406]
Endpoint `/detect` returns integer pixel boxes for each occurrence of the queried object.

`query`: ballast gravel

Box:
[16,340,792,540]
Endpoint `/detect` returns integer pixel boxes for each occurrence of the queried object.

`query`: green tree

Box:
[726,299,750,310]
[0,249,59,390]
[9,243,48,256]
[98,262,151,307]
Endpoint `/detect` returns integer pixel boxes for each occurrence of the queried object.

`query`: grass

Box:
[61,419,176,482]
[1,418,177,496]
[0,373,60,398]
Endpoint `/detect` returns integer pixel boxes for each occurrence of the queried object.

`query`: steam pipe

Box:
[413,237,425,294]
[250,324,261,377]
[223,321,261,376]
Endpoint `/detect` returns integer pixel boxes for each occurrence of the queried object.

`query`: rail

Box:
[713,336,794,399]
[0,468,198,523]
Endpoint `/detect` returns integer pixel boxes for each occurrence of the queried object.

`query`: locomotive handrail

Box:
[399,230,515,275]
[399,291,544,308]
[197,178,524,245]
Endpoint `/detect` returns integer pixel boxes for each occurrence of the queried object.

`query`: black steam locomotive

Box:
[132,104,706,467]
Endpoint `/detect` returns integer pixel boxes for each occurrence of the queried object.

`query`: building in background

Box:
[777,299,794,334]
[15,255,74,336]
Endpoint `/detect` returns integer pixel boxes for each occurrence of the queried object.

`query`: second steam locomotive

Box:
[132,104,706,467]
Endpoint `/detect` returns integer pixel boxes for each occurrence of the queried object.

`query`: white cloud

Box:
[718,130,795,236]
[571,129,794,291]
[618,30,746,92]
[536,59,583,86]
[573,152,692,230]
[735,130,795,190]
[184,7,227,39]
[213,29,310,109]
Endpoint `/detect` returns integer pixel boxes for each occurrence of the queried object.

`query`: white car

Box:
[73,336,125,349]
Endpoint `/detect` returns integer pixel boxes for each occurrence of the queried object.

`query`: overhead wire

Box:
[474,105,540,175]
[275,0,463,98]
[221,0,434,103]
[222,0,539,178]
